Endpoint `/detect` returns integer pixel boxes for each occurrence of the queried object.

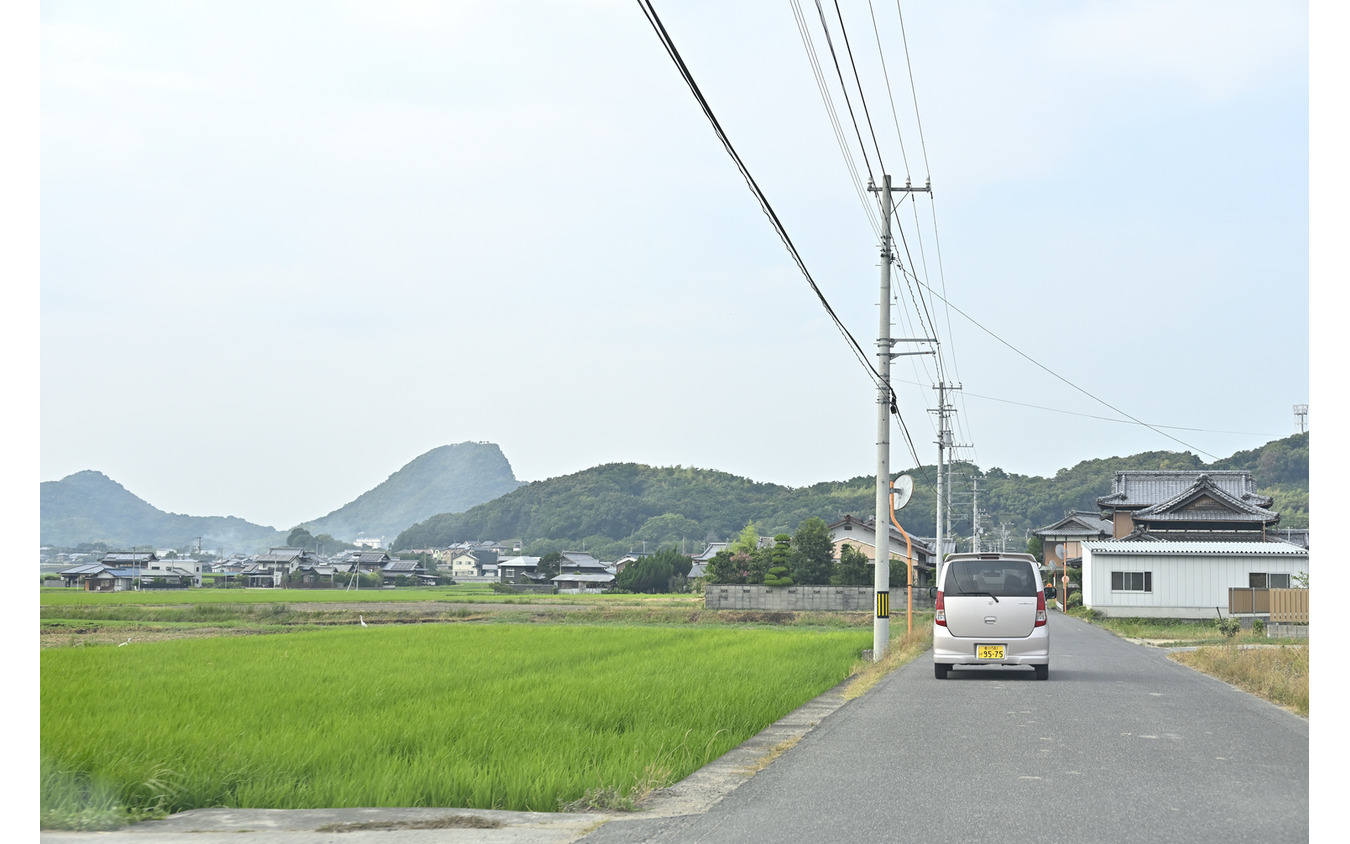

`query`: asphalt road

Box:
[42,614,1309,843]
[583,613,1309,844]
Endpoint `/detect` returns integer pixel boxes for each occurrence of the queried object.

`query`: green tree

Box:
[831,544,871,586]
[789,517,834,585]
[615,547,692,593]
[1026,535,1043,561]
[742,548,772,584]
[537,552,562,582]
[888,558,908,588]
[287,527,315,548]
[730,521,760,555]
[704,549,743,584]
[764,533,794,586]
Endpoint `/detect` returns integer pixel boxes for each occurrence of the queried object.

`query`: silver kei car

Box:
[929,552,1056,680]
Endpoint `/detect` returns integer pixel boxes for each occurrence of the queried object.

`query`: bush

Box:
[1252,618,1265,637]
[1214,617,1241,638]
[1067,591,1083,609]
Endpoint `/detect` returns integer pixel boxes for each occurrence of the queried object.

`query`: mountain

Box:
[392,434,1309,559]
[41,441,525,553]
[297,442,524,541]
[40,435,1307,558]
[40,470,288,552]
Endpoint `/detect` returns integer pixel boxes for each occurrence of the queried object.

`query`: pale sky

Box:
[31,1,1321,532]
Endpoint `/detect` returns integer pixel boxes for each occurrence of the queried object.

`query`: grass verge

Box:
[843,618,934,700]
[1062,611,1309,717]
[1169,643,1309,717]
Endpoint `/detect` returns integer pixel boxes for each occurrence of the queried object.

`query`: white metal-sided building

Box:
[1080,540,1309,619]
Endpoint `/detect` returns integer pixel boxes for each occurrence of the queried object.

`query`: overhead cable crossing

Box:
[635,0,887,396]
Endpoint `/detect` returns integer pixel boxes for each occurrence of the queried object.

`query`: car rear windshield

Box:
[943,560,1037,597]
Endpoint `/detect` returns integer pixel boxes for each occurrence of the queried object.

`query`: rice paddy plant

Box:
[40,588,462,608]
[42,624,865,817]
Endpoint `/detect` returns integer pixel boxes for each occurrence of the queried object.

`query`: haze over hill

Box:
[41,441,523,553]
[296,442,523,542]
[40,470,289,553]
[41,435,1307,559]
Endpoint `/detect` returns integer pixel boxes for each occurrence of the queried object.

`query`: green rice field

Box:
[42,623,867,819]
[37,583,631,607]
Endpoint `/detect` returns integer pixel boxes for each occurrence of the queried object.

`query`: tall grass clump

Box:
[42,625,866,820]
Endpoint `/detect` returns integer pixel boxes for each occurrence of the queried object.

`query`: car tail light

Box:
[935,590,946,626]
[1035,591,1047,627]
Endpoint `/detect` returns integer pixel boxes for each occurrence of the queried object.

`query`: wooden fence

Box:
[1270,587,1309,623]
[1228,587,1309,623]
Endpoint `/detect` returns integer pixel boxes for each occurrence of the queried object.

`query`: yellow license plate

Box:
[977,645,1005,659]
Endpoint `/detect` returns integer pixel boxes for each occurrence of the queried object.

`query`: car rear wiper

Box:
[959,591,999,602]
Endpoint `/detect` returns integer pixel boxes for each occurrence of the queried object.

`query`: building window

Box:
[1252,572,1291,589]
[1111,571,1152,592]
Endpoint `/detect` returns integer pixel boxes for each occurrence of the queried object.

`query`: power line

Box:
[936,386,1285,438]
[905,275,1222,460]
[635,0,884,394]
[830,0,888,176]
[810,0,875,183]
[790,0,880,235]
[866,0,912,177]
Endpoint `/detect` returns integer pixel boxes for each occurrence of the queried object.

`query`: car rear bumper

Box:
[932,624,1050,665]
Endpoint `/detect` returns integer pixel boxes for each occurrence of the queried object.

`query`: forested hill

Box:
[297,442,523,541]
[40,470,288,552]
[42,441,524,553]
[392,433,1308,558]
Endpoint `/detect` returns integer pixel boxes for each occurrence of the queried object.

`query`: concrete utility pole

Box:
[869,175,932,662]
[871,174,895,662]
[933,384,947,575]
[971,478,980,553]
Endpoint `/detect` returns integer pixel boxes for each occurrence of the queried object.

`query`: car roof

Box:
[943,552,1037,564]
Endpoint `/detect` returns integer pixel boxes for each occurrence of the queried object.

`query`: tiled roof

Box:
[58,564,108,575]
[1133,475,1278,522]
[692,543,728,562]
[561,552,607,570]
[100,552,156,564]
[829,515,934,556]
[551,573,615,583]
[1097,471,1271,509]
[1034,510,1113,537]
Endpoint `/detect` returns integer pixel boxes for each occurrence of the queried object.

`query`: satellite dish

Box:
[1054,543,1065,558]
[892,475,914,510]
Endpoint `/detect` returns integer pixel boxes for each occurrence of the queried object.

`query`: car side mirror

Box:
[1044,586,1057,600]
[927,586,937,600]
